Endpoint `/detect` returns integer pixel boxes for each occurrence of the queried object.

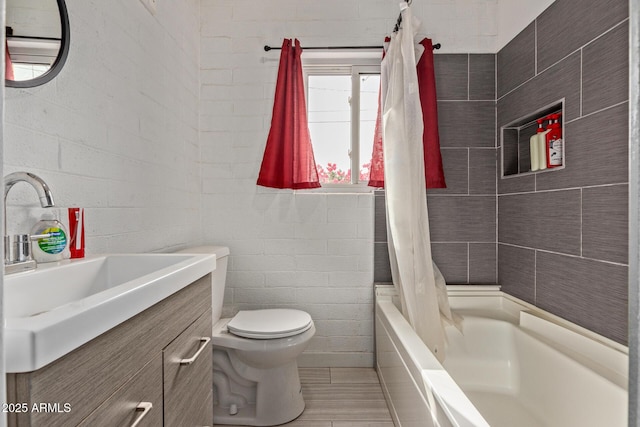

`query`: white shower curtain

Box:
[381,3,452,362]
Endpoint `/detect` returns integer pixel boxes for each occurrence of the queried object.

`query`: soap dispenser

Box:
[30,213,69,262]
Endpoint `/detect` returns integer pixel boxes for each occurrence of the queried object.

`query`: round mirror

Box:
[5,0,70,88]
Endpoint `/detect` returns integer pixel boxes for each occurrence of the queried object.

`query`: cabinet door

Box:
[78,355,163,427]
[163,310,213,427]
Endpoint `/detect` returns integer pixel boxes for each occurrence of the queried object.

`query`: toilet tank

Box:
[176,246,230,323]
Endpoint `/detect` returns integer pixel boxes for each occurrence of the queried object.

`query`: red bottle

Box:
[546,114,563,168]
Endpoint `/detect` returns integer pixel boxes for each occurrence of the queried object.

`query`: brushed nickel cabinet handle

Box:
[131,402,153,427]
[179,337,211,365]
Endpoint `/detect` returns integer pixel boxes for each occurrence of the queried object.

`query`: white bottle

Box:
[529,133,539,171]
[537,119,551,171]
[30,213,70,263]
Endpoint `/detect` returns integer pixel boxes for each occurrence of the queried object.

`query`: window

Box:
[6,39,59,81]
[304,57,381,186]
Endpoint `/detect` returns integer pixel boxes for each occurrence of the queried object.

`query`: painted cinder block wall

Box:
[4,0,202,253]
[4,0,506,369]
[496,0,630,344]
[199,0,504,366]
[3,0,595,368]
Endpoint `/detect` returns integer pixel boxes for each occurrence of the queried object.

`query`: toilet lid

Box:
[227,309,313,339]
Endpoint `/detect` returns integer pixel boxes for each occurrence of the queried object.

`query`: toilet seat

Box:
[227,309,313,339]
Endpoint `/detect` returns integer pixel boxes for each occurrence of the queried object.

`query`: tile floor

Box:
[217,367,394,426]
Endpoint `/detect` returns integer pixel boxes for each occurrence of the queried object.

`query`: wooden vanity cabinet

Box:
[6,274,213,427]
[164,312,214,426]
[77,355,163,427]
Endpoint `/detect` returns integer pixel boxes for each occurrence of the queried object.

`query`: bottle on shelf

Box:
[529,125,540,172]
[537,118,551,171]
[529,120,543,171]
[546,113,563,168]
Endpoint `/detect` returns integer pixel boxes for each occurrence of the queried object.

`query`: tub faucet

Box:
[4,172,55,273]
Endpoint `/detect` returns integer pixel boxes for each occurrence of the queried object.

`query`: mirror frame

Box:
[6,0,70,88]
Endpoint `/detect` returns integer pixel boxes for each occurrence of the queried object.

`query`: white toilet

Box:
[178,246,315,426]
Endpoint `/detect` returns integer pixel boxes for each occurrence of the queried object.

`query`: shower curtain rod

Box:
[263,43,441,52]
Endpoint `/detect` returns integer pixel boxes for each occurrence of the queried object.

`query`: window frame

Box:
[302,55,381,189]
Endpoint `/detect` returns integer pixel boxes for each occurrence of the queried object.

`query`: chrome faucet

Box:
[4,172,55,273]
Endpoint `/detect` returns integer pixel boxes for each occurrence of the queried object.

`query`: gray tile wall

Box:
[373,0,630,345]
[497,0,629,344]
[374,54,497,285]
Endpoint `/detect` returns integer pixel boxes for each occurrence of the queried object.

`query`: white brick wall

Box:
[4,0,549,368]
[198,0,505,367]
[4,0,202,253]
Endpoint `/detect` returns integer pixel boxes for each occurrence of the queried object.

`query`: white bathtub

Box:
[375,285,628,427]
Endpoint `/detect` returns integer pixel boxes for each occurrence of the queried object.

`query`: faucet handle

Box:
[13,234,32,263]
[8,233,51,263]
[30,233,53,240]
[4,235,11,264]
[4,233,43,274]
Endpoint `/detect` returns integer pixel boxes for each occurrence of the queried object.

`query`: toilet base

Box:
[213,349,305,426]
[213,401,304,427]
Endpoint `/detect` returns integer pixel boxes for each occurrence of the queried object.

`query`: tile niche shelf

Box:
[501,99,565,178]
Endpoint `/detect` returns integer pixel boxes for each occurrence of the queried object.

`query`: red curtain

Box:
[368,37,446,189]
[5,41,14,81]
[257,39,320,189]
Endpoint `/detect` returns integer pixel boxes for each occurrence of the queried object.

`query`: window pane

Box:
[308,75,352,184]
[359,74,380,182]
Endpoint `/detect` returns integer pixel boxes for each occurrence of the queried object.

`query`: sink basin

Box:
[4,253,216,372]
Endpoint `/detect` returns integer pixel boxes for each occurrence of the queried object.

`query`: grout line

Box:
[580,47,584,117]
[534,18,538,76]
[437,99,496,102]
[495,242,499,283]
[517,129,522,174]
[467,242,470,284]
[497,242,629,267]
[494,51,498,105]
[496,17,630,103]
[580,188,583,257]
[467,147,471,195]
[495,54,499,285]
[497,181,629,197]
[467,53,471,101]
[564,100,629,125]
[440,147,496,150]
[432,241,497,244]
[427,194,498,197]
[536,17,630,78]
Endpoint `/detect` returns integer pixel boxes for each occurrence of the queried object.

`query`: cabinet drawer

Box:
[78,355,163,427]
[163,310,213,427]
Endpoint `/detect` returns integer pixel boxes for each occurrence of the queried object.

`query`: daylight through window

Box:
[306,65,381,185]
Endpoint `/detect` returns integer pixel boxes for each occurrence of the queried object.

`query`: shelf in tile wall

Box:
[500,99,565,179]
[500,163,566,179]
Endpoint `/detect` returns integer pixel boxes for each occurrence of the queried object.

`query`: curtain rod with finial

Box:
[264,1,436,52]
[263,43,441,52]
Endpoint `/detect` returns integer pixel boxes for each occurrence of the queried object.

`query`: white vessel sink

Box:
[4,253,216,372]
